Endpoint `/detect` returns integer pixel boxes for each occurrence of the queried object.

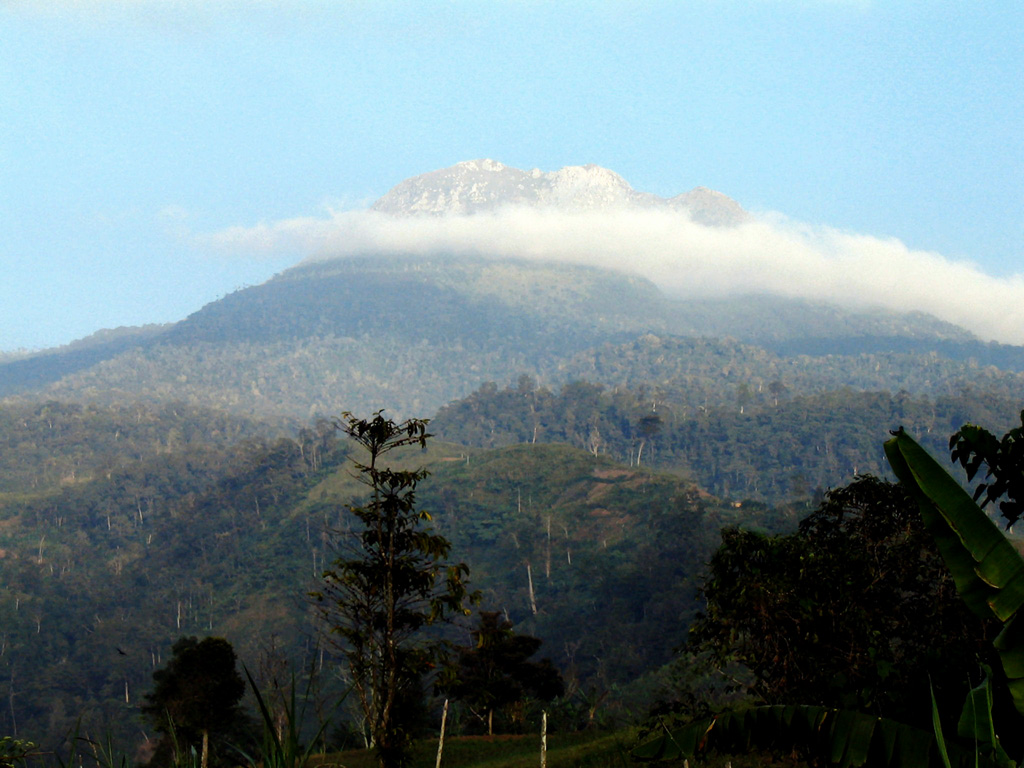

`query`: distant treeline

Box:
[432,376,1022,502]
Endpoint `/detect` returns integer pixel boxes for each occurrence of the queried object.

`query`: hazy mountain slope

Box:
[554,334,1024,408]
[4,255,1014,422]
[170,255,663,344]
[0,324,169,397]
[24,257,660,420]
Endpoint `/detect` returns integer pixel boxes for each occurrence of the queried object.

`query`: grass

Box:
[309,730,811,768]
[311,730,636,768]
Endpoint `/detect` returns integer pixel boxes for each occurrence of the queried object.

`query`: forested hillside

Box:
[0,401,268,494]
[432,377,1023,502]
[0,405,747,751]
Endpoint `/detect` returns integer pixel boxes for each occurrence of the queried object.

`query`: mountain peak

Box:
[371,160,748,226]
[452,158,508,173]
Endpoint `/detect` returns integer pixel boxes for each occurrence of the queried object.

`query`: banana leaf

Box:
[956,670,1011,765]
[884,429,1024,719]
[631,705,991,768]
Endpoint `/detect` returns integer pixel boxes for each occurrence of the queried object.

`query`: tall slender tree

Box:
[311,412,475,768]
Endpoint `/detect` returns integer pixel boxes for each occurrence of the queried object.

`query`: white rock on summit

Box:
[371,159,749,226]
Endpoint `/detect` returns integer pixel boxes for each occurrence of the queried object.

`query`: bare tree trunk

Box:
[544,517,551,579]
[526,562,537,615]
[8,670,16,736]
[201,729,209,768]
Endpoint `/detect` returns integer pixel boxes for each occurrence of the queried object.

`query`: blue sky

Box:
[2,0,1022,351]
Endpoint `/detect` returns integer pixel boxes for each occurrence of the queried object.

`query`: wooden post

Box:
[435,699,449,768]
[540,711,547,768]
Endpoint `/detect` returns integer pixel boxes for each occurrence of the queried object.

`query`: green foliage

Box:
[632,705,986,768]
[319,729,636,768]
[0,408,722,750]
[885,428,1024,752]
[689,476,989,727]
[630,649,750,726]
[949,411,1024,528]
[311,413,476,768]
[0,324,168,398]
[142,636,249,768]
[0,738,35,768]
[954,668,1013,765]
[441,611,564,734]
[235,665,333,768]
[636,425,1024,767]
[0,406,347,750]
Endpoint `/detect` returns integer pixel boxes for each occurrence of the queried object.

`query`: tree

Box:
[311,412,475,768]
[635,413,662,466]
[886,427,1024,759]
[689,475,991,728]
[949,409,1024,528]
[142,636,248,768]
[441,611,563,735]
[636,426,1024,767]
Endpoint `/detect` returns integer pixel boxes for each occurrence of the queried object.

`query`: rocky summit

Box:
[371,158,749,226]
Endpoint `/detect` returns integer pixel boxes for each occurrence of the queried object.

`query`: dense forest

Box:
[0,399,770,753]
[432,376,1022,502]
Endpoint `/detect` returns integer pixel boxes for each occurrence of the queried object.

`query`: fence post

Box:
[540,710,547,768]
[435,699,449,768]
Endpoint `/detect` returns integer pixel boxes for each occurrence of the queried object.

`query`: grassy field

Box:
[312,731,633,768]
[309,731,805,768]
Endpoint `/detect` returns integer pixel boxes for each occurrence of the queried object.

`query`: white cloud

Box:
[203,205,1024,345]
